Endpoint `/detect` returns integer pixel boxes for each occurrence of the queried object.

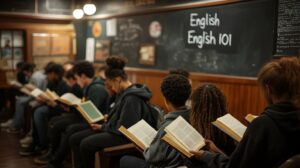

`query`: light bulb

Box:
[83,3,96,15]
[73,9,84,19]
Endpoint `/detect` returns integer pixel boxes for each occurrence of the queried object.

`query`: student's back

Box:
[193,57,300,168]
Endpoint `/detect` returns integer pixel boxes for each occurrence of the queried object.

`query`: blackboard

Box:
[87,0,276,77]
[0,0,35,13]
[276,0,300,56]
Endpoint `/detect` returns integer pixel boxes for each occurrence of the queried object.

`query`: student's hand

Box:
[36,97,46,103]
[90,123,102,131]
[205,140,224,154]
[47,100,57,107]
[190,150,205,160]
[103,114,109,122]
[61,105,70,112]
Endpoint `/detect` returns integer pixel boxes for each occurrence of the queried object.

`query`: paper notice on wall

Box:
[85,38,95,62]
[106,19,117,37]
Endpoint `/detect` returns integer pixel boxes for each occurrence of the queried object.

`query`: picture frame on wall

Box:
[51,35,70,55]
[32,33,51,56]
[138,44,156,65]
[95,40,111,61]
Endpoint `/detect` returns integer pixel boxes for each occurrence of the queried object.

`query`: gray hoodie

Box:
[144,108,189,168]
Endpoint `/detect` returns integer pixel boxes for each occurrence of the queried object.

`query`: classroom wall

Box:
[82,0,272,122]
[126,68,266,123]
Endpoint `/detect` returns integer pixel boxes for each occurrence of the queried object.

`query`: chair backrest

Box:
[278,154,300,168]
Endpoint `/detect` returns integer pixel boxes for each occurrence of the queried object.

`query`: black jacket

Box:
[201,102,300,168]
[102,83,153,135]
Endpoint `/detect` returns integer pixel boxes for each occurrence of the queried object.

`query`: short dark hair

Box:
[169,69,190,78]
[65,69,75,80]
[73,61,95,78]
[160,74,191,108]
[44,63,64,79]
[21,63,35,73]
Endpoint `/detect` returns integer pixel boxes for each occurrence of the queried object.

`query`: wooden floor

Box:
[0,128,40,168]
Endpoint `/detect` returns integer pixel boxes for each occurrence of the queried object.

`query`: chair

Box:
[95,143,138,168]
[278,154,300,168]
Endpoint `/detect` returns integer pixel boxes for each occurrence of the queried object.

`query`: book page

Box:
[24,83,36,91]
[20,87,32,96]
[245,114,258,123]
[217,114,246,138]
[162,134,194,158]
[165,116,205,151]
[60,93,81,105]
[30,88,44,98]
[9,80,23,88]
[46,89,59,100]
[77,101,104,123]
[127,120,157,149]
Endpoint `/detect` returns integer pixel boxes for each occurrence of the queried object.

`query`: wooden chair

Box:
[95,143,138,168]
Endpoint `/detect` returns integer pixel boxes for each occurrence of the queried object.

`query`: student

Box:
[169,68,192,107]
[190,57,300,168]
[20,63,70,156]
[34,69,83,164]
[120,74,192,168]
[69,56,156,168]
[42,61,109,168]
[185,84,236,167]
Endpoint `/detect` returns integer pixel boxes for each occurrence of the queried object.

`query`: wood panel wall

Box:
[0,14,74,87]
[126,67,267,123]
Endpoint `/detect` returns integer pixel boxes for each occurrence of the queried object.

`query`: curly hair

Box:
[258,56,300,108]
[73,61,95,78]
[190,84,235,154]
[44,63,64,79]
[160,74,191,108]
[105,56,128,80]
[169,68,190,78]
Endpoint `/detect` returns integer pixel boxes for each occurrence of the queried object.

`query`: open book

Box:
[9,80,23,88]
[30,88,51,100]
[119,120,157,150]
[245,114,258,123]
[162,116,205,158]
[75,100,104,124]
[212,114,247,142]
[46,89,82,106]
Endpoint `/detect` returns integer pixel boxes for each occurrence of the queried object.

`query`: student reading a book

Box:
[120,74,192,168]
[20,63,70,156]
[34,69,84,164]
[69,56,156,168]
[2,63,48,134]
[169,69,192,108]
[43,61,109,168]
[184,84,236,167]
[190,57,300,168]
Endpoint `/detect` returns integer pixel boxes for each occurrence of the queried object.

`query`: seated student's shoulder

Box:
[246,113,277,134]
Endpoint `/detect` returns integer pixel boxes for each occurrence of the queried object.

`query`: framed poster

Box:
[13,31,24,47]
[32,33,51,56]
[51,35,70,55]
[13,48,23,59]
[95,40,110,61]
[138,44,155,65]
[1,31,12,48]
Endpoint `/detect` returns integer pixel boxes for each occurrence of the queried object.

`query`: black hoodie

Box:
[200,102,300,168]
[102,83,153,135]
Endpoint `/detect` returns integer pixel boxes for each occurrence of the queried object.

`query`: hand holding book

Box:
[90,123,102,131]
